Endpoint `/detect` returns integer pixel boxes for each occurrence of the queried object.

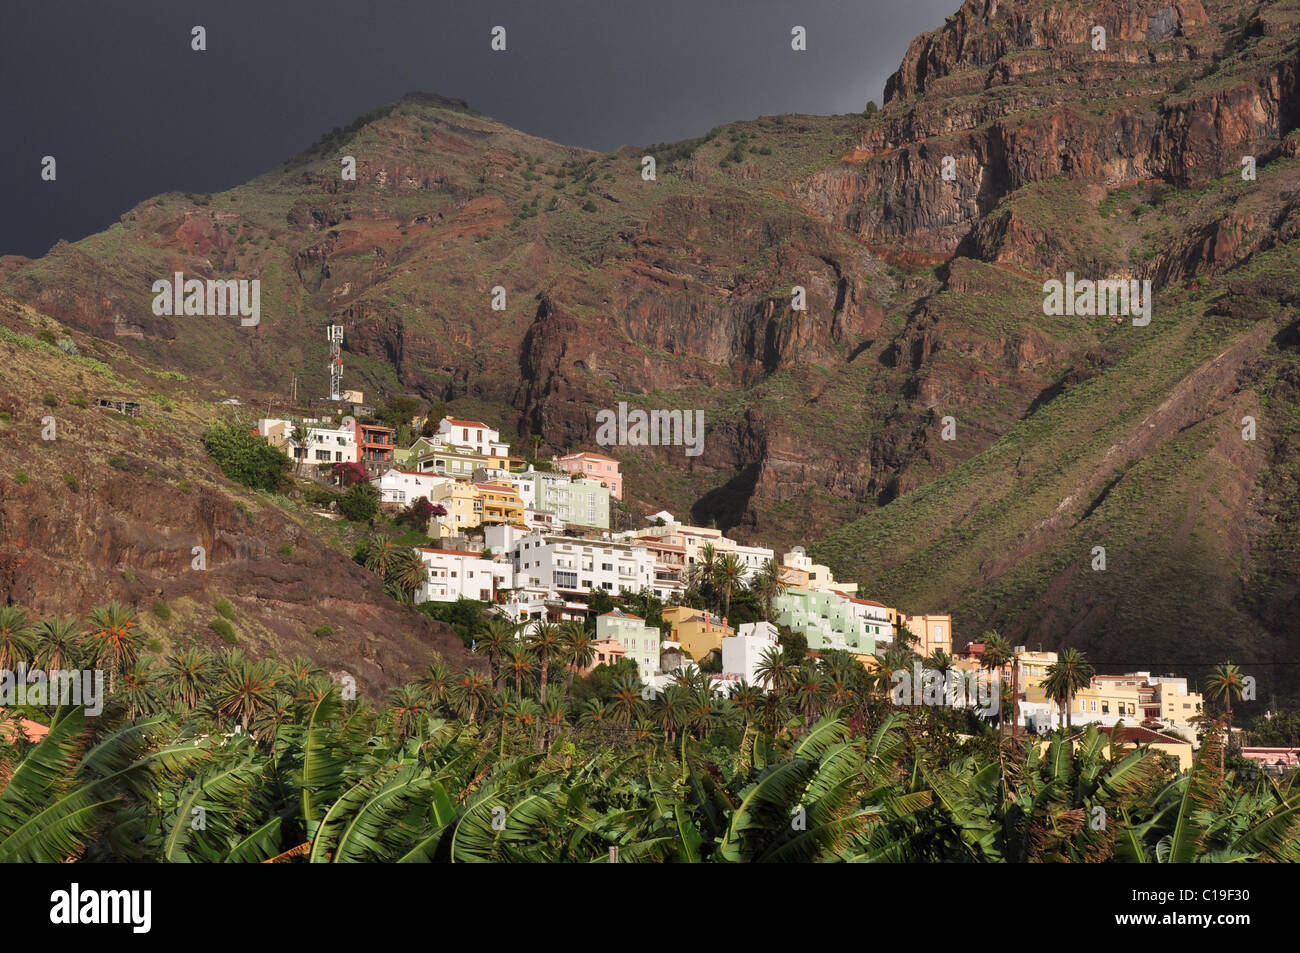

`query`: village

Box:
[246,399,1237,765]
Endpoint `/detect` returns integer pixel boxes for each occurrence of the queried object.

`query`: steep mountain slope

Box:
[3,2,1298,693]
[805,0,1300,692]
[0,293,475,692]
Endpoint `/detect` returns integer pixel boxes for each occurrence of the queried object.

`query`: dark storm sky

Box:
[0,0,959,258]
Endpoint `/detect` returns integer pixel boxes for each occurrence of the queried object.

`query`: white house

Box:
[372,468,453,507]
[256,418,358,465]
[723,621,781,687]
[508,532,654,598]
[438,417,510,458]
[416,548,513,604]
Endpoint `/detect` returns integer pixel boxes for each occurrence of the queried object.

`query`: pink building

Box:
[554,451,623,500]
[1240,747,1299,773]
[573,638,627,676]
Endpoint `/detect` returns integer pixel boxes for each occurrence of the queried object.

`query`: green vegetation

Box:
[210,618,237,645]
[151,600,172,621]
[201,421,290,492]
[0,599,1295,862]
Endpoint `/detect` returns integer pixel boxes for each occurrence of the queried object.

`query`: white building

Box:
[256,418,358,466]
[438,417,510,458]
[508,532,654,599]
[372,468,453,506]
[781,547,856,594]
[416,548,513,604]
[722,621,781,688]
[613,512,773,584]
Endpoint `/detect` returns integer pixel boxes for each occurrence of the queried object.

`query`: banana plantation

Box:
[1,603,1297,862]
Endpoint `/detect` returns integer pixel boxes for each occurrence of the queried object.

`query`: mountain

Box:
[0,293,475,692]
[3,1,1298,694]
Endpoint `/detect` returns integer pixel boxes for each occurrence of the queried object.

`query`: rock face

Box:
[804,0,1298,264]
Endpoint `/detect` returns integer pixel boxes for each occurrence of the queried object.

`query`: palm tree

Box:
[449,670,491,724]
[1042,648,1094,731]
[290,421,309,474]
[607,676,646,725]
[210,652,278,737]
[362,537,397,579]
[979,631,1013,729]
[0,607,33,672]
[540,695,568,752]
[279,656,324,697]
[731,682,763,726]
[418,658,451,710]
[559,619,593,692]
[713,553,743,622]
[386,548,427,604]
[792,667,827,724]
[477,618,517,691]
[1204,662,1247,766]
[689,543,719,611]
[120,658,163,719]
[504,649,534,695]
[161,649,213,711]
[925,649,956,704]
[85,602,142,693]
[754,645,799,698]
[752,558,785,621]
[387,684,428,740]
[31,617,82,672]
[653,687,685,741]
[526,622,562,703]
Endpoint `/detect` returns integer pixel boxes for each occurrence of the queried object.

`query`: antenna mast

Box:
[327,325,343,401]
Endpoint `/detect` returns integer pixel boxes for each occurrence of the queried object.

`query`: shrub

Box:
[214,598,235,620]
[338,482,380,522]
[151,600,172,620]
[210,618,237,644]
[314,625,334,639]
[70,395,87,408]
[14,472,29,485]
[202,421,290,491]
[108,456,129,470]
[42,394,58,408]
[63,473,80,493]
[331,460,368,487]
[278,543,294,557]
[37,329,57,345]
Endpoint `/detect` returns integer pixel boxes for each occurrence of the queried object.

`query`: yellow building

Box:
[1015,649,1059,703]
[1071,682,1144,722]
[662,605,733,662]
[1043,726,1194,773]
[430,481,483,533]
[905,615,952,657]
[474,482,524,527]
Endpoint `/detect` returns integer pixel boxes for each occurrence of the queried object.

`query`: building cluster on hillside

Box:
[957,641,1209,752]
[254,406,1214,739]
[253,406,956,689]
